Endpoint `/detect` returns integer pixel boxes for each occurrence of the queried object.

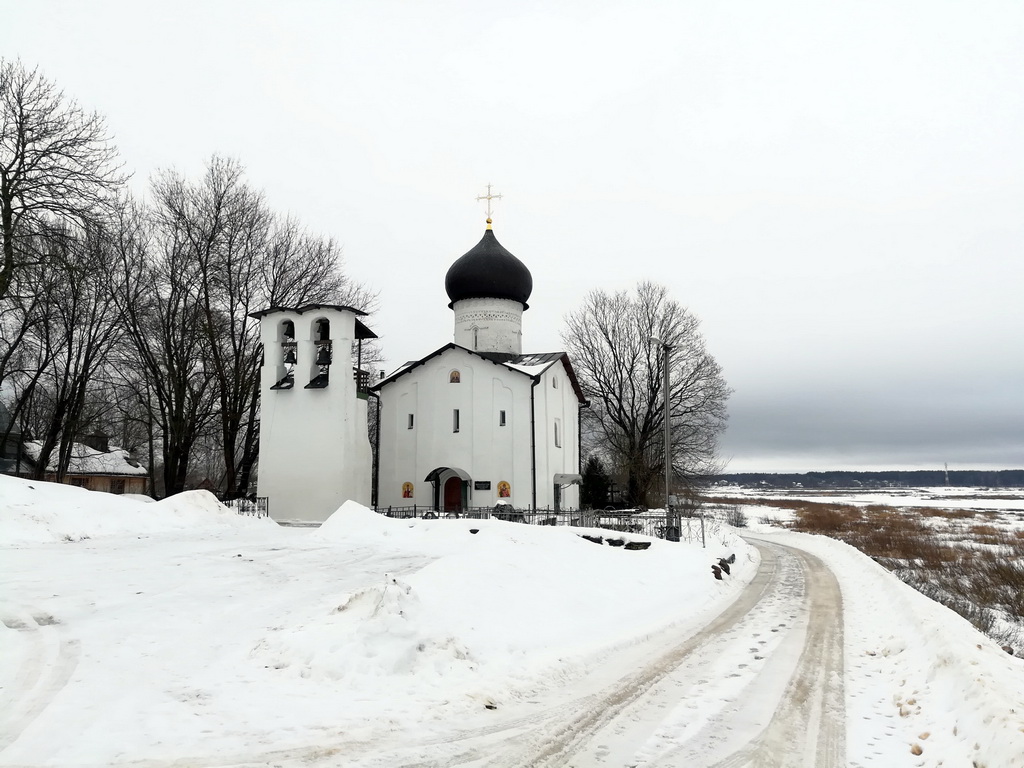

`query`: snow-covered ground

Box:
[2,475,1023,767]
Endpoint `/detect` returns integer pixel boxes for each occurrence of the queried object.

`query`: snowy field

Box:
[718,484,1024,527]
[2,475,1023,767]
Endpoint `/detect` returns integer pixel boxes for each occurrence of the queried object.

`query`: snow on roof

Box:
[373,345,587,404]
[22,440,148,477]
[503,360,555,376]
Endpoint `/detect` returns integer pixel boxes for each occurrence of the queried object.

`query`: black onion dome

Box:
[445,228,533,309]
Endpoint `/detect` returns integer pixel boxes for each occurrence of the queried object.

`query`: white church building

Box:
[373,218,586,513]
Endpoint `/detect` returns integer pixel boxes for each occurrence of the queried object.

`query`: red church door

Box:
[443,477,463,513]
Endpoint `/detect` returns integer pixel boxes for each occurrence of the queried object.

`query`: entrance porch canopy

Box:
[424,466,472,483]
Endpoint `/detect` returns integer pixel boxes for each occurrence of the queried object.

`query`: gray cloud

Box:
[4,1,1021,472]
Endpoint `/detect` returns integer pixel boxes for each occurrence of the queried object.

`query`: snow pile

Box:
[254,573,480,691]
[268,501,757,714]
[316,498,399,538]
[0,474,271,544]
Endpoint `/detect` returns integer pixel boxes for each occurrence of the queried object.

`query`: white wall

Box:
[377,348,581,511]
[532,362,582,510]
[451,297,524,355]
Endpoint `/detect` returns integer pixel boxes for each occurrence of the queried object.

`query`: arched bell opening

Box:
[270,319,297,390]
[305,317,332,389]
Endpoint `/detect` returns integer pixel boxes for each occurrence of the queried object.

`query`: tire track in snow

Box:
[0,606,81,754]
[699,541,845,768]
[479,544,785,767]
[480,539,844,768]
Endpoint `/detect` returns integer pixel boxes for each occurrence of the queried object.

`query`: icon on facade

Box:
[402,482,414,498]
[449,370,461,383]
[498,481,511,498]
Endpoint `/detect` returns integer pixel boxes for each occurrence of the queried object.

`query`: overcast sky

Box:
[4,1,1022,473]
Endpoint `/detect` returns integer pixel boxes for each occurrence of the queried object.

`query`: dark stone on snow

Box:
[624,541,651,550]
[469,529,479,534]
[580,534,604,545]
[606,538,625,547]
[712,564,723,580]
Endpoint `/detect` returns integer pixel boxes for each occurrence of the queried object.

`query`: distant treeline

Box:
[712,470,1024,489]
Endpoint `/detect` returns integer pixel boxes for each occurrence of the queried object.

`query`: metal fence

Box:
[375,504,725,545]
[377,505,583,525]
[224,496,270,518]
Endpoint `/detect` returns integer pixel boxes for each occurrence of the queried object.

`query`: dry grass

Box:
[918,507,977,520]
[710,494,1024,650]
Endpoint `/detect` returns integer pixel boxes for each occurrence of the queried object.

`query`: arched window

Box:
[271,319,297,390]
[280,320,296,364]
[306,317,332,389]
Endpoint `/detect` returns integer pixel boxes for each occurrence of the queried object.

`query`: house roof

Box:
[21,441,148,477]
[372,344,587,405]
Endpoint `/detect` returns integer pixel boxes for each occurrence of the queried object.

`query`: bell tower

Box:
[251,304,376,522]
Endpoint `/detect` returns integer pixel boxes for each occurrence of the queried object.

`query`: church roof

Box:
[372,344,587,405]
[444,228,533,309]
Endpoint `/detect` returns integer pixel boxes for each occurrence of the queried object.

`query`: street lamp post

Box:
[651,336,674,540]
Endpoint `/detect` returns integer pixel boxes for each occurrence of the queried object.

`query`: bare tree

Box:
[141,156,380,497]
[561,281,730,507]
[0,229,51,445]
[16,221,128,480]
[111,199,219,497]
[0,59,125,300]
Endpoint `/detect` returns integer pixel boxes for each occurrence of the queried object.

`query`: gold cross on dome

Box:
[476,184,503,222]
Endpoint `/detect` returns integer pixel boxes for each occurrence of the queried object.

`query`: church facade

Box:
[374,221,586,512]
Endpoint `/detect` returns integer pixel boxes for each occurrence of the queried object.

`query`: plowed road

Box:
[415,537,846,768]
[347,537,846,767]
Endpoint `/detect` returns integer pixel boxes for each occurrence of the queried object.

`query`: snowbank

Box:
[265,501,760,713]
[0,474,272,544]
[763,529,1024,768]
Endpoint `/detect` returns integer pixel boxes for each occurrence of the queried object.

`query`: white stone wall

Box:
[452,297,524,355]
[532,363,582,510]
[257,308,372,523]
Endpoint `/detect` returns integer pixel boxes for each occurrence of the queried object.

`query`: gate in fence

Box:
[224,497,270,518]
